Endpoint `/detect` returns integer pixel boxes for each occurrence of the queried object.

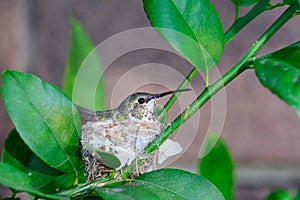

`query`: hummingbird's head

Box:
[118,89,191,122]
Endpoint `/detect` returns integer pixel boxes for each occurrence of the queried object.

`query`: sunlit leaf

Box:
[294,187,300,200]
[283,0,296,5]
[2,70,83,177]
[38,173,76,194]
[97,169,224,199]
[96,185,159,200]
[143,0,224,71]
[199,134,234,200]
[265,189,293,200]
[2,128,64,190]
[0,162,33,192]
[230,0,260,6]
[63,17,105,110]
[255,41,300,118]
[0,163,67,199]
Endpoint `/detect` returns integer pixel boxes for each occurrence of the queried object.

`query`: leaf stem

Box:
[266,2,285,10]
[224,0,270,43]
[235,4,239,22]
[11,190,17,198]
[59,176,116,197]
[205,68,209,87]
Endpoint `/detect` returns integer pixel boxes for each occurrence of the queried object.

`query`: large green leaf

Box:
[63,17,105,110]
[230,0,259,6]
[265,190,293,200]
[136,169,224,200]
[1,70,83,175]
[1,128,64,190]
[2,128,76,193]
[143,0,224,71]
[254,41,300,118]
[96,185,160,200]
[134,169,224,200]
[199,134,234,200]
[0,163,67,200]
[37,173,76,194]
[283,0,296,5]
[295,187,300,200]
[0,162,33,193]
[97,169,224,200]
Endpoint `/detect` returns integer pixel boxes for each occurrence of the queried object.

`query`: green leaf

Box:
[0,163,67,199]
[230,0,259,6]
[63,17,105,110]
[2,129,77,193]
[85,144,121,169]
[38,173,76,193]
[200,134,234,200]
[96,185,160,200]
[283,0,296,5]
[0,162,33,192]
[2,128,64,190]
[265,189,293,200]
[143,0,224,71]
[96,169,224,199]
[294,187,300,200]
[1,70,83,176]
[133,168,224,200]
[254,41,300,118]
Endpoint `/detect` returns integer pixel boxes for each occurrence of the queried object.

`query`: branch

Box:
[121,1,298,178]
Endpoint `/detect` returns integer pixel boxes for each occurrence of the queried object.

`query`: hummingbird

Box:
[78,88,191,182]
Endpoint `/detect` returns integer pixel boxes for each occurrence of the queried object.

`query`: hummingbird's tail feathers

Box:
[76,105,98,123]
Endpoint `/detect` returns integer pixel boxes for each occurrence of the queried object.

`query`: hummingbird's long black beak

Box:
[154,88,192,99]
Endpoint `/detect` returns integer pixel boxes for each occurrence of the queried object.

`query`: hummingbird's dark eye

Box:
[138,97,145,104]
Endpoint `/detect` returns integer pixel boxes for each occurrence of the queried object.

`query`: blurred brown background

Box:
[0,0,300,199]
